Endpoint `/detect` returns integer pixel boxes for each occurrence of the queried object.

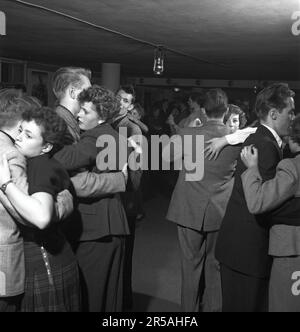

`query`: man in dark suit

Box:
[215,83,295,312]
[167,89,240,312]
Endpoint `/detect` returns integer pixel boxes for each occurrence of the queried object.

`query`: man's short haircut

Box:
[118,85,136,103]
[224,104,247,129]
[205,104,228,119]
[78,85,120,122]
[204,88,228,113]
[52,67,91,100]
[255,83,295,120]
[0,88,34,129]
[289,114,300,146]
[0,88,23,112]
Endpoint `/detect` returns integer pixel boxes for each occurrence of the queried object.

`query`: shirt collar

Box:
[261,124,283,148]
[114,112,127,120]
[206,118,224,125]
[58,104,77,120]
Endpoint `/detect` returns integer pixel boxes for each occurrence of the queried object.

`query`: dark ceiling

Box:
[1,0,300,80]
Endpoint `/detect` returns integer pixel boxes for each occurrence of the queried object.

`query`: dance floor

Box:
[131,193,181,312]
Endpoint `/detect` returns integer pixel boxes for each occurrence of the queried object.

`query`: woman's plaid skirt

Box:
[20,239,81,312]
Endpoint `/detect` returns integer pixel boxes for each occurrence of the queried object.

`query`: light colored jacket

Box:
[0,132,27,296]
[242,154,300,256]
[167,120,240,232]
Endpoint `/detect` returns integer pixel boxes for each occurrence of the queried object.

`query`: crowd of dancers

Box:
[0,65,298,312]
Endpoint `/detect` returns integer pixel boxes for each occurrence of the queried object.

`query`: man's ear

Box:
[269,108,278,120]
[69,86,77,100]
[42,143,53,154]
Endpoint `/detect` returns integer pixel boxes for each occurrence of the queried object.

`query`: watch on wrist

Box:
[0,180,13,193]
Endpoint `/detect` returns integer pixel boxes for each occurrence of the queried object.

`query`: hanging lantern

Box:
[153,46,164,75]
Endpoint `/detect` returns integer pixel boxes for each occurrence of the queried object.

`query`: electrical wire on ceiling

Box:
[12,0,227,68]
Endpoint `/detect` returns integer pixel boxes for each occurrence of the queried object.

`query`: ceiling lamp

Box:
[153,46,164,75]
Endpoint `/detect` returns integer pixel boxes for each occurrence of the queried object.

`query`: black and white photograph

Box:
[0,0,300,318]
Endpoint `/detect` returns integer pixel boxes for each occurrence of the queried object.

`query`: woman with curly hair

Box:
[223,104,247,134]
[205,104,256,160]
[0,107,80,312]
[55,85,129,312]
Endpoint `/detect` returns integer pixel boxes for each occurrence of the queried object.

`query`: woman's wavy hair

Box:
[22,107,68,155]
[224,104,247,129]
[78,85,120,121]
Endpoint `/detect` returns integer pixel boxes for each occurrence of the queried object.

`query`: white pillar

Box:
[101,63,120,93]
[0,11,6,36]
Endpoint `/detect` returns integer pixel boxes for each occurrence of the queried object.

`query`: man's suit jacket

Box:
[0,132,27,297]
[215,125,282,278]
[55,123,129,241]
[167,120,240,232]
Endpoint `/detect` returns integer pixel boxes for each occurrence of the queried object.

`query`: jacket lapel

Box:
[256,125,283,160]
